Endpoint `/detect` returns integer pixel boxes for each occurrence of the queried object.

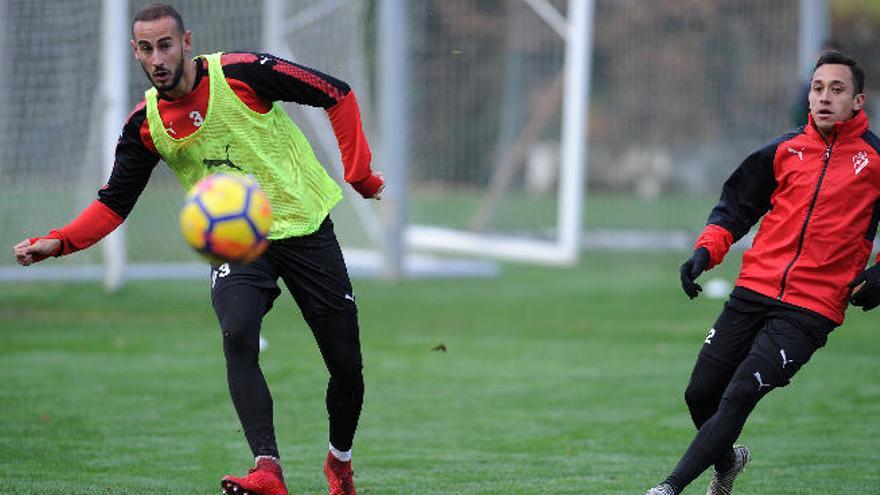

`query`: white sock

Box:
[255,455,280,466]
[329,443,352,462]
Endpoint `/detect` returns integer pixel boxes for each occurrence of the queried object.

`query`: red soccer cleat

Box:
[221,457,289,495]
[323,452,357,495]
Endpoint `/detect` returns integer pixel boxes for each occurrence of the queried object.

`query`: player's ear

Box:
[853,92,865,112]
[183,30,192,56]
[130,39,138,59]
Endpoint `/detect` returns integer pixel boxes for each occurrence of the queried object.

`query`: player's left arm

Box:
[222,52,383,199]
[849,263,880,312]
[848,133,880,311]
[848,230,880,311]
[14,103,158,266]
[848,197,880,312]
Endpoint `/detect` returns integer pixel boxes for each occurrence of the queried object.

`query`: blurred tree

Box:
[831,0,880,102]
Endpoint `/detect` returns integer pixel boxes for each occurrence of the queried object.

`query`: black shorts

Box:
[699,287,837,386]
[210,216,357,319]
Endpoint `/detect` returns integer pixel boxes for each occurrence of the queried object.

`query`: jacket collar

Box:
[806,109,869,143]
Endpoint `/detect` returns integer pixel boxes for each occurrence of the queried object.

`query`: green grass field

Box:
[1,252,878,494]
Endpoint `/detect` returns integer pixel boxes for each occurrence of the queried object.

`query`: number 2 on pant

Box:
[704,328,716,344]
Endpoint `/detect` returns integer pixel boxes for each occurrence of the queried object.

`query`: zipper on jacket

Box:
[777,136,836,300]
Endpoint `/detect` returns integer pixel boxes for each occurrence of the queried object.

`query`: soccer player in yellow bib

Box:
[12,4,382,495]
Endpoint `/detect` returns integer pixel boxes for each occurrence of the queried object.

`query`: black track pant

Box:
[210,217,364,458]
[664,287,835,492]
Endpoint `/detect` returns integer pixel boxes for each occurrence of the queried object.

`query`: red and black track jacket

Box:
[34,52,379,258]
[696,110,880,324]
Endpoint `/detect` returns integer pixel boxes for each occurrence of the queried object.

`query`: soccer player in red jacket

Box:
[646,52,880,495]
[12,4,380,495]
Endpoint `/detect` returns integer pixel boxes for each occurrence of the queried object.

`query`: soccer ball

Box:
[179,173,273,263]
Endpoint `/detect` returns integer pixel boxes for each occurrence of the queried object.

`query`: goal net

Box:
[0,0,383,283]
[0,0,108,276]
[0,0,818,283]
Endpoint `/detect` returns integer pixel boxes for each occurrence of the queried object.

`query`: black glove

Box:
[848,264,880,312]
[680,247,710,299]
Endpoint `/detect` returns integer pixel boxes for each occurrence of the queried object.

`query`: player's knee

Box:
[720,368,775,415]
[330,358,363,381]
[220,319,260,354]
[685,379,711,407]
[684,367,722,413]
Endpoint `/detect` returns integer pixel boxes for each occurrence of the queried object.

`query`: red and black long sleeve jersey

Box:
[104,52,377,218]
[39,52,379,257]
[696,110,880,323]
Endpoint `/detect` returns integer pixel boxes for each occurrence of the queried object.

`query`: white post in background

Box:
[262,0,285,52]
[378,0,408,279]
[101,0,128,291]
[557,0,594,264]
[798,0,830,79]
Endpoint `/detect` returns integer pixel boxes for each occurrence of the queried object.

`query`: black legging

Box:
[665,352,777,490]
[217,285,363,457]
[663,304,833,493]
[307,312,364,452]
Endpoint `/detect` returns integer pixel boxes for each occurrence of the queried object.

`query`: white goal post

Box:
[101,0,129,291]
[405,0,594,266]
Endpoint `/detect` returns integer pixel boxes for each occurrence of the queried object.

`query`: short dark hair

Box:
[132,3,185,36]
[814,51,865,95]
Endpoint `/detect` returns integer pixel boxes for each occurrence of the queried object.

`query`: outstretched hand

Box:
[370,172,385,200]
[679,247,710,299]
[12,238,61,266]
[848,264,880,312]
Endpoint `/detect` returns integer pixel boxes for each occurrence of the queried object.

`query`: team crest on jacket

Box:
[853,151,869,175]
